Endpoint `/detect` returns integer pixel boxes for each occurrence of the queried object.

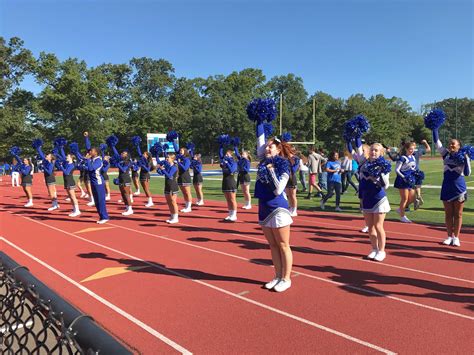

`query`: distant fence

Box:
[0,252,131,354]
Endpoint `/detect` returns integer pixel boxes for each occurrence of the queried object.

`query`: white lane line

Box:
[6,211,473,322]
[0,230,396,354]
[0,236,192,355]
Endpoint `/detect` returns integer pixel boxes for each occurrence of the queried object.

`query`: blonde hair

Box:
[371,143,386,155]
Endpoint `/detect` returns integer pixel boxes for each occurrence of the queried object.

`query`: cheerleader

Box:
[168,133,193,213]
[254,126,295,293]
[189,145,205,205]
[78,145,109,224]
[138,152,154,207]
[55,149,80,217]
[99,147,111,201]
[218,136,238,221]
[11,157,20,187]
[159,153,179,224]
[350,138,391,262]
[83,132,95,206]
[394,142,417,223]
[33,139,59,211]
[320,151,343,212]
[117,152,134,215]
[413,140,431,209]
[131,158,141,196]
[431,127,471,247]
[234,138,252,210]
[10,148,33,207]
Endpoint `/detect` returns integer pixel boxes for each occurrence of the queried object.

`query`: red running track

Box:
[0,179,473,354]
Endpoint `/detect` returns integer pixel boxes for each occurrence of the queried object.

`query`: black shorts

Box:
[101,172,109,181]
[44,174,56,186]
[21,175,33,186]
[63,175,76,190]
[237,172,251,186]
[222,174,237,193]
[286,173,297,189]
[132,170,139,179]
[193,173,203,185]
[165,179,179,195]
[119,172,131,185]
[83,171,90,183]
[139,171,150,182]
[178,171,192,186]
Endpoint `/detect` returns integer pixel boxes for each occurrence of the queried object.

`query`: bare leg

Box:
[273,226,293,281]
[364,213,378,250]
[452,201,464,238]
[374,213,387,252]
[443,201,454,237]
[261,227,282,278]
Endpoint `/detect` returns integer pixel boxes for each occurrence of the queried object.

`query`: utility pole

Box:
[279,94,283,135]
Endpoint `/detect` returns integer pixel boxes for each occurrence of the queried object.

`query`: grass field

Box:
[53,158,473,227]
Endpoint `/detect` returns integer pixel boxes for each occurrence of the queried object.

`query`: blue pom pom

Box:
[54,137,67,147]
[282,132,292,142]
[365,157,392,178]
[52,147,59,157]
[32,138,43,149]
[113,178,119,185]
[460,145,474,160]
[69,142,79,153]
[424,109,446,130]
[10,146,21,156]
[166,130,179,142]
[131,136,142,146]
[246,98,277,123]
[217,134,230,146]
[231,137,241,146]
[106,135,119,147]
[343,115,370,141]
[99,143,108,152]
[162,143,170,152]
[150,142,163,156]
[263,123,274,140]
[256,156,290,184]
[186,142,195,151]
[414,169,425,186]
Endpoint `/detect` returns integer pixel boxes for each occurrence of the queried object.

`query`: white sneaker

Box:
[273,279,292,293]
[361,226,369,233]
[224,216,231,221]
[24,202,33,207]
[166,218,179,224]
[180,207,192,213]
[320,200,325,210]
[69,211,81,217]
[83,194,89,199]
[80,192,86,198]
[228,215,237,222]
[65,197,71,202]
[367,249,378,259]
[105,195,111,201]
[264,278,280,290]
[47,205,59,211]
[122,208,134,216]
[374,251,386,262]
[400,216,412,223]
[196,200,204,206]
[145,201,154,208]
[335,206,342,212]
[452,237,461,247]
[96,219,109,224]
[442,236,453,245]
[87,201,95,207]
[242,204,252,210]
[290,211,298,217]
[133,191,140,196]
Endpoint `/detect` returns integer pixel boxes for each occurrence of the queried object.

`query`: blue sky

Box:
[1,0,472,110]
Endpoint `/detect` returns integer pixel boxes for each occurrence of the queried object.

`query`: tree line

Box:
[1,36,473,159]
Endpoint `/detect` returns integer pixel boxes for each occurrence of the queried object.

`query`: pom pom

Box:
[99,143,108,153]
[246,98,277,123]
[263,123,274,140]
[343,115,370,141]
[113,178,119,186]
[10,146,21,156]
[217,134,230,146]
[52,147,59,157]
[166,130,179,142]
[32,138,43,149]
[150,142,163,156]
[256,156,290,184]
[106,134,119,147]
[460,145,474,160]
[281,132,292,142]
[69,142,79,153]
[54,137,67,147]
[231,137,241,146]
[131,161,140,172]
[162,143,170,152]
[131,135,142,146]
[186,142,195,151]
[365,157,392,178]
[424,109,446,130]
[414,169,425,186]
